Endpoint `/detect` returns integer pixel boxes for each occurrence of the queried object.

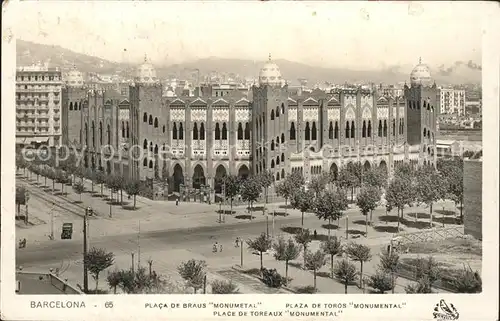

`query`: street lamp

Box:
[345,214,349,240]
[83,206,93,293]
[240,239,244,267]
[24,191,30,225]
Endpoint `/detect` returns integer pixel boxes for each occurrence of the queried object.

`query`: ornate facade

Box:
[62,56,438,197]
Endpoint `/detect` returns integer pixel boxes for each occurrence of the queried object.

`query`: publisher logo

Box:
[433,299,459,321]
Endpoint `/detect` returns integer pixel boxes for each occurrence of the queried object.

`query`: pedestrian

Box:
[219,243,223,252]
[235,237,239,247]
[314,230,318,239]
[213,242,218,253]
[176,198,179,206]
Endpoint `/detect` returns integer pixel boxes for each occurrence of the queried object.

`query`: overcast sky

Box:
[10,1,486,70]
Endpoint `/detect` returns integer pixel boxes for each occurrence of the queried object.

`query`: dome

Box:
[259,54,283,86]
[135,55,158,84]
[410,58,433,86]
[65,66,84,87]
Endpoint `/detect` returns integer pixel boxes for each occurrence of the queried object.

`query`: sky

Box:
[7,1,486,70]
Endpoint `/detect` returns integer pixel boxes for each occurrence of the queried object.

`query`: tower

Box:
[251,55,289,182]
[61,66,86,147]
[404,58,438,167]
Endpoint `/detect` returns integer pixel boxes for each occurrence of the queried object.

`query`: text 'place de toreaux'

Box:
[15,47,482,295]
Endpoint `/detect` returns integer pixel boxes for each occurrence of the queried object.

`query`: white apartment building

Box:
[439,88,465,115]
[16,64,63,147]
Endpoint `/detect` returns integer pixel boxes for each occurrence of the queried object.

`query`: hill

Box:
[16,39,481,85]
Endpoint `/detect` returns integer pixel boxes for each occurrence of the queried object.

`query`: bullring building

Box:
[61,56,438,198]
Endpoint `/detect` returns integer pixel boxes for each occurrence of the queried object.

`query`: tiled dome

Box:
[259,54,283,86]
[410,58,433,87]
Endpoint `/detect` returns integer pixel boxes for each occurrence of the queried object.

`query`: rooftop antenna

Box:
[144,54,148,63]
[419,57,422,64]
[268,53,272,61]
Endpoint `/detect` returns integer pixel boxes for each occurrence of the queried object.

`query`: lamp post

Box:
[240,239,244,267]
[83,206,93,293]
[24,191,30,225]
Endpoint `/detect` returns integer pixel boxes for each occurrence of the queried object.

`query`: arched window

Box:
[143,158,148,167]
[84,123,88,145]
[179,123,184,140]
[215,123,220,140]
[276,106,280,117]
[351,121,355,139]
[244,122,250,140]
[281,103,285,114]
[271,140,275,151]
[154,144,158,155]
[328,122,334,139]
[162,125,165,133]
[367,120,372,138]
[383,120,388,137]
[107,124,110,145]
[143,139,147,150]
[154,118,158,128]
[173,123,178,140]
[69,102,73,111]
[200,123,205,140]
[91,121,95,147]
[150,142,153,152]
[276,136,280,148]
[305,122,311,140]
[334,121,339,139]
[237,123,243,140]
[281,169,285,179]
[312,122,317,140]
[276,156,280,165]
[193,122,199,140]
[143,113,147,123]
[122,121,125,138]
[281,153,284,162]
[362,121,367,138]
[79,102,82,110]
[276,173,280,181]
[126,122,129,138]
[345,121,350,138]
[149,160,153,169]
[290,122,296,140]
[392,119,396,136]
[149,115,153,125]
[271,110,275,120]
[423,128,427,137]
[99,121,103,145]
[271,160,275,168]
[281,133,285,144]
[378,120,383,137]
[222,123,228,140]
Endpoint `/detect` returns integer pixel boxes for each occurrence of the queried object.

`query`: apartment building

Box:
[16,64,63,147]
[439,88,465,115]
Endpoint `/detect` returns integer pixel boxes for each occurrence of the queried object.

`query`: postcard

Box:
[1,1,498,320]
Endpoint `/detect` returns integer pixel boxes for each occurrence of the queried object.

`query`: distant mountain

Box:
[16,39,481,85]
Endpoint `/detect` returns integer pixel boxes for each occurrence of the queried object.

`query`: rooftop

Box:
[16,272,82,295]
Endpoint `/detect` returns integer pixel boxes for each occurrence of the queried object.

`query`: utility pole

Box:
[131,252,135,275]
[272,210,275,238]
[240,239,244,267]
[266,214,269,237]
[137,220,141,269]
[223,181,226,223]
[83,206,92,293]
[345,214,349,240]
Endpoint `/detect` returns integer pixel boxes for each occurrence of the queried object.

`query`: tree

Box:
[320,236,342,279]
[106,269,121,294]
[346,243,372,289]
[416,166,447,227]
[55,169,69,194]
[294,229,312,268]
[307,172,329,196]
[304,249,326,290]
[314,189,348,238]
[247,233,272,270]
[272,237,301,281]
[124,179,141,209]
[451,265,482,293]
[257,170,274,205]
[95,170,107,197]
[356,185,381,236]
[337,167,357,201]
[386,176,413,232]
[414,256,441,291]
[378,251,400,294]
[84,247,115,292]
[275,180,294,216]
[177,259,207,293]
[223,175,240,214]
[333,259,357,294]
[15,187,27,218]
[112,267,186,294]
[211,280,240,294]
[290,188,315,228]
[106,174,121,203]
[405,278,432,293]
[73,181,85,202]
[240,177,261,217]
[365,270,394,293]
[86,168,96,193]
[363,166,388,189]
